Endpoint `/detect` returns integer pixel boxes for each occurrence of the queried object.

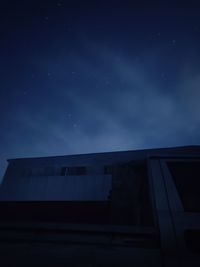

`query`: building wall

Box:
[0,146,200,266]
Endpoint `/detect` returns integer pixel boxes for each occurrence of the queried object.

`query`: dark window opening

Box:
[61,166,87,176]
[184,229,200,253]
[167,161,200,212]
[110,160,154,226]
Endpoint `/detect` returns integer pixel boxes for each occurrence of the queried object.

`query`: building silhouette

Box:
[0,146,200,266]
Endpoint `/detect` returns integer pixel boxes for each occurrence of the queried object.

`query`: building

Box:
[0,146,200,266]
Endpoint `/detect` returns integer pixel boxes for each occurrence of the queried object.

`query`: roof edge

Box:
[7,145,200,162]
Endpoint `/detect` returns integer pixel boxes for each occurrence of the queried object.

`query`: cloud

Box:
[1,40,200,183]
[178,72,200,124]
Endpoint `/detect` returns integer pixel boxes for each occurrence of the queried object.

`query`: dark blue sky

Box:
[0,0,200,180]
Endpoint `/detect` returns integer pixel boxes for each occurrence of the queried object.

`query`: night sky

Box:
[1,1,200,180]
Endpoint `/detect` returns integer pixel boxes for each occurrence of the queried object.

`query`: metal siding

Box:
[0,175,112,201]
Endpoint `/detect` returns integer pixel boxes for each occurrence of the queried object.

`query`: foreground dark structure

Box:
[0,146,200,266]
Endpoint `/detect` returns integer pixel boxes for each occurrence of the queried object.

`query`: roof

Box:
[7,145,200,162]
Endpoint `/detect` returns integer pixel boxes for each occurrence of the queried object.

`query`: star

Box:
[169,39,176,46]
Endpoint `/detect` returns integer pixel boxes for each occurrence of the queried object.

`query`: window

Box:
[61,166,87,176]
[184,229,200,253]
[109,161,154,226]
[167,161,200,212]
